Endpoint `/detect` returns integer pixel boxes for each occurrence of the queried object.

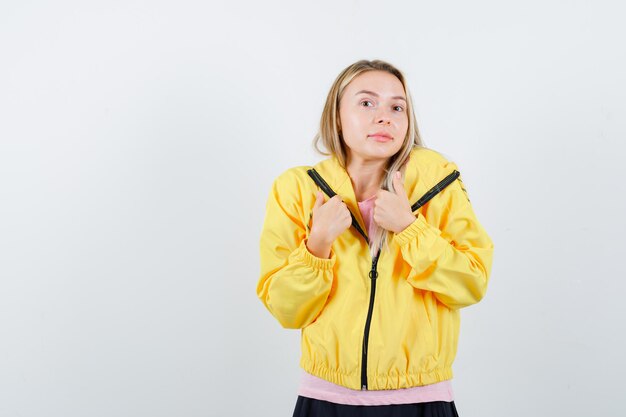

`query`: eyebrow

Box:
[355,90,406,102]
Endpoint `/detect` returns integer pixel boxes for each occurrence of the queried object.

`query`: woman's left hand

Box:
[373,171,416,234]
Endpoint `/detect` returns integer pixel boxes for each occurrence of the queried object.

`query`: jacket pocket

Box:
[412,290,439,372]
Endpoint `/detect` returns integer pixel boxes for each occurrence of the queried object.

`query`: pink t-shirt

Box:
[296,195,455,406]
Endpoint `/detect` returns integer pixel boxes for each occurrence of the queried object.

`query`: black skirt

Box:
[292,395,460,417]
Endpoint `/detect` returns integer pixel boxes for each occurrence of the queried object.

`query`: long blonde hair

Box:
[312,59,427,258]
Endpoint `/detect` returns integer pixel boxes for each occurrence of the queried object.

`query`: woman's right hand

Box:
[306,191,352,259]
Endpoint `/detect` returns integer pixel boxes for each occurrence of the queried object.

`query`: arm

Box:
[256,171,336,329]
[392,161,494,310]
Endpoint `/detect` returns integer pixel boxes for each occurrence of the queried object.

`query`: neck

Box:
[345,153,388,200]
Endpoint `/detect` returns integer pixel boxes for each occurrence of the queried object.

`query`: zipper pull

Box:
[369,253,380,280]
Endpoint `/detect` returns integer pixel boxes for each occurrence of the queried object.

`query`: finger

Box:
[392,171,407,196]
[331,194,344,204]
[313,191,325,209]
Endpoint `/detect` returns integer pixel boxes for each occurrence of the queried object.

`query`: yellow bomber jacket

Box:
[256,146,494,391]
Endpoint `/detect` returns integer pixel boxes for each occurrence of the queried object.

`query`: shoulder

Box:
[272,165,313,189]
[408,146,471,204]
[267,165,316,209]
[408,146,459,176]
[263,165,318,222]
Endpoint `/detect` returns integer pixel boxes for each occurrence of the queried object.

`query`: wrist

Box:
[397,213,417,234]
[306,231,333,259]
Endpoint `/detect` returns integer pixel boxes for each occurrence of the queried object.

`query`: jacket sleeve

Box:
[392,161,494,310]
[256,170,337,329]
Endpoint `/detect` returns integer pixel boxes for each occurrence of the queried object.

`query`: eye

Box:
[394,105,404,112]
[360,100,374,107]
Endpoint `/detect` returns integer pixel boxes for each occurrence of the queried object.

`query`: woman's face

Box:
[338,70,409,163]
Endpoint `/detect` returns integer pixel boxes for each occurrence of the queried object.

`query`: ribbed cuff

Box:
[295,239,336,270]
[392,212,443,247]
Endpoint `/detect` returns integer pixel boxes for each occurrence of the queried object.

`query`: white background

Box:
[1,1,624,416]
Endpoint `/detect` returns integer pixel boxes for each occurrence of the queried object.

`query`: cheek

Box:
[342,114,368,140]
[393,112,406,126]
[394,120,409,142]
[344,111,366,129]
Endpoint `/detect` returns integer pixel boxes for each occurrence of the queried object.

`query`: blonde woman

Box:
[257,59,494,417]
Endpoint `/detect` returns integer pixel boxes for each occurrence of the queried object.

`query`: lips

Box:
[369,132,393,142]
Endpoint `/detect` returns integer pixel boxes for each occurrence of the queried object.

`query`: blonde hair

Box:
[312,59,427,258]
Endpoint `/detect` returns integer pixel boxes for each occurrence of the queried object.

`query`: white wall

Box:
[1,1,624,416]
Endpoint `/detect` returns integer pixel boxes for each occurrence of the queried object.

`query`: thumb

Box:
[313,190,325,209]
[393,171,406,196]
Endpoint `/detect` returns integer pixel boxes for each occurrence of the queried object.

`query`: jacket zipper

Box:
[361,248,380,390]
[306,167,460,391]
[306,169,380,390]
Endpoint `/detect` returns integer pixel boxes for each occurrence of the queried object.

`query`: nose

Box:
[375,108,392,125]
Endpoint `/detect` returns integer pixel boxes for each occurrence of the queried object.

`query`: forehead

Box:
[344,70,405,98]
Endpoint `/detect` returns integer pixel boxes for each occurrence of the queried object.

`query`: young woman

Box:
[256,59,494,417]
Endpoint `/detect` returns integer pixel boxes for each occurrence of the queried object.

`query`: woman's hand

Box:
[373,171,416,234]
[307,191,352,258]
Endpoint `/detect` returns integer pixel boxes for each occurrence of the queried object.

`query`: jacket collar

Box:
[312,148,419,200]
[310,149,421,241]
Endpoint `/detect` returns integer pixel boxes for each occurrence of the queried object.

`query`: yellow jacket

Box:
[256,146,494,390]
